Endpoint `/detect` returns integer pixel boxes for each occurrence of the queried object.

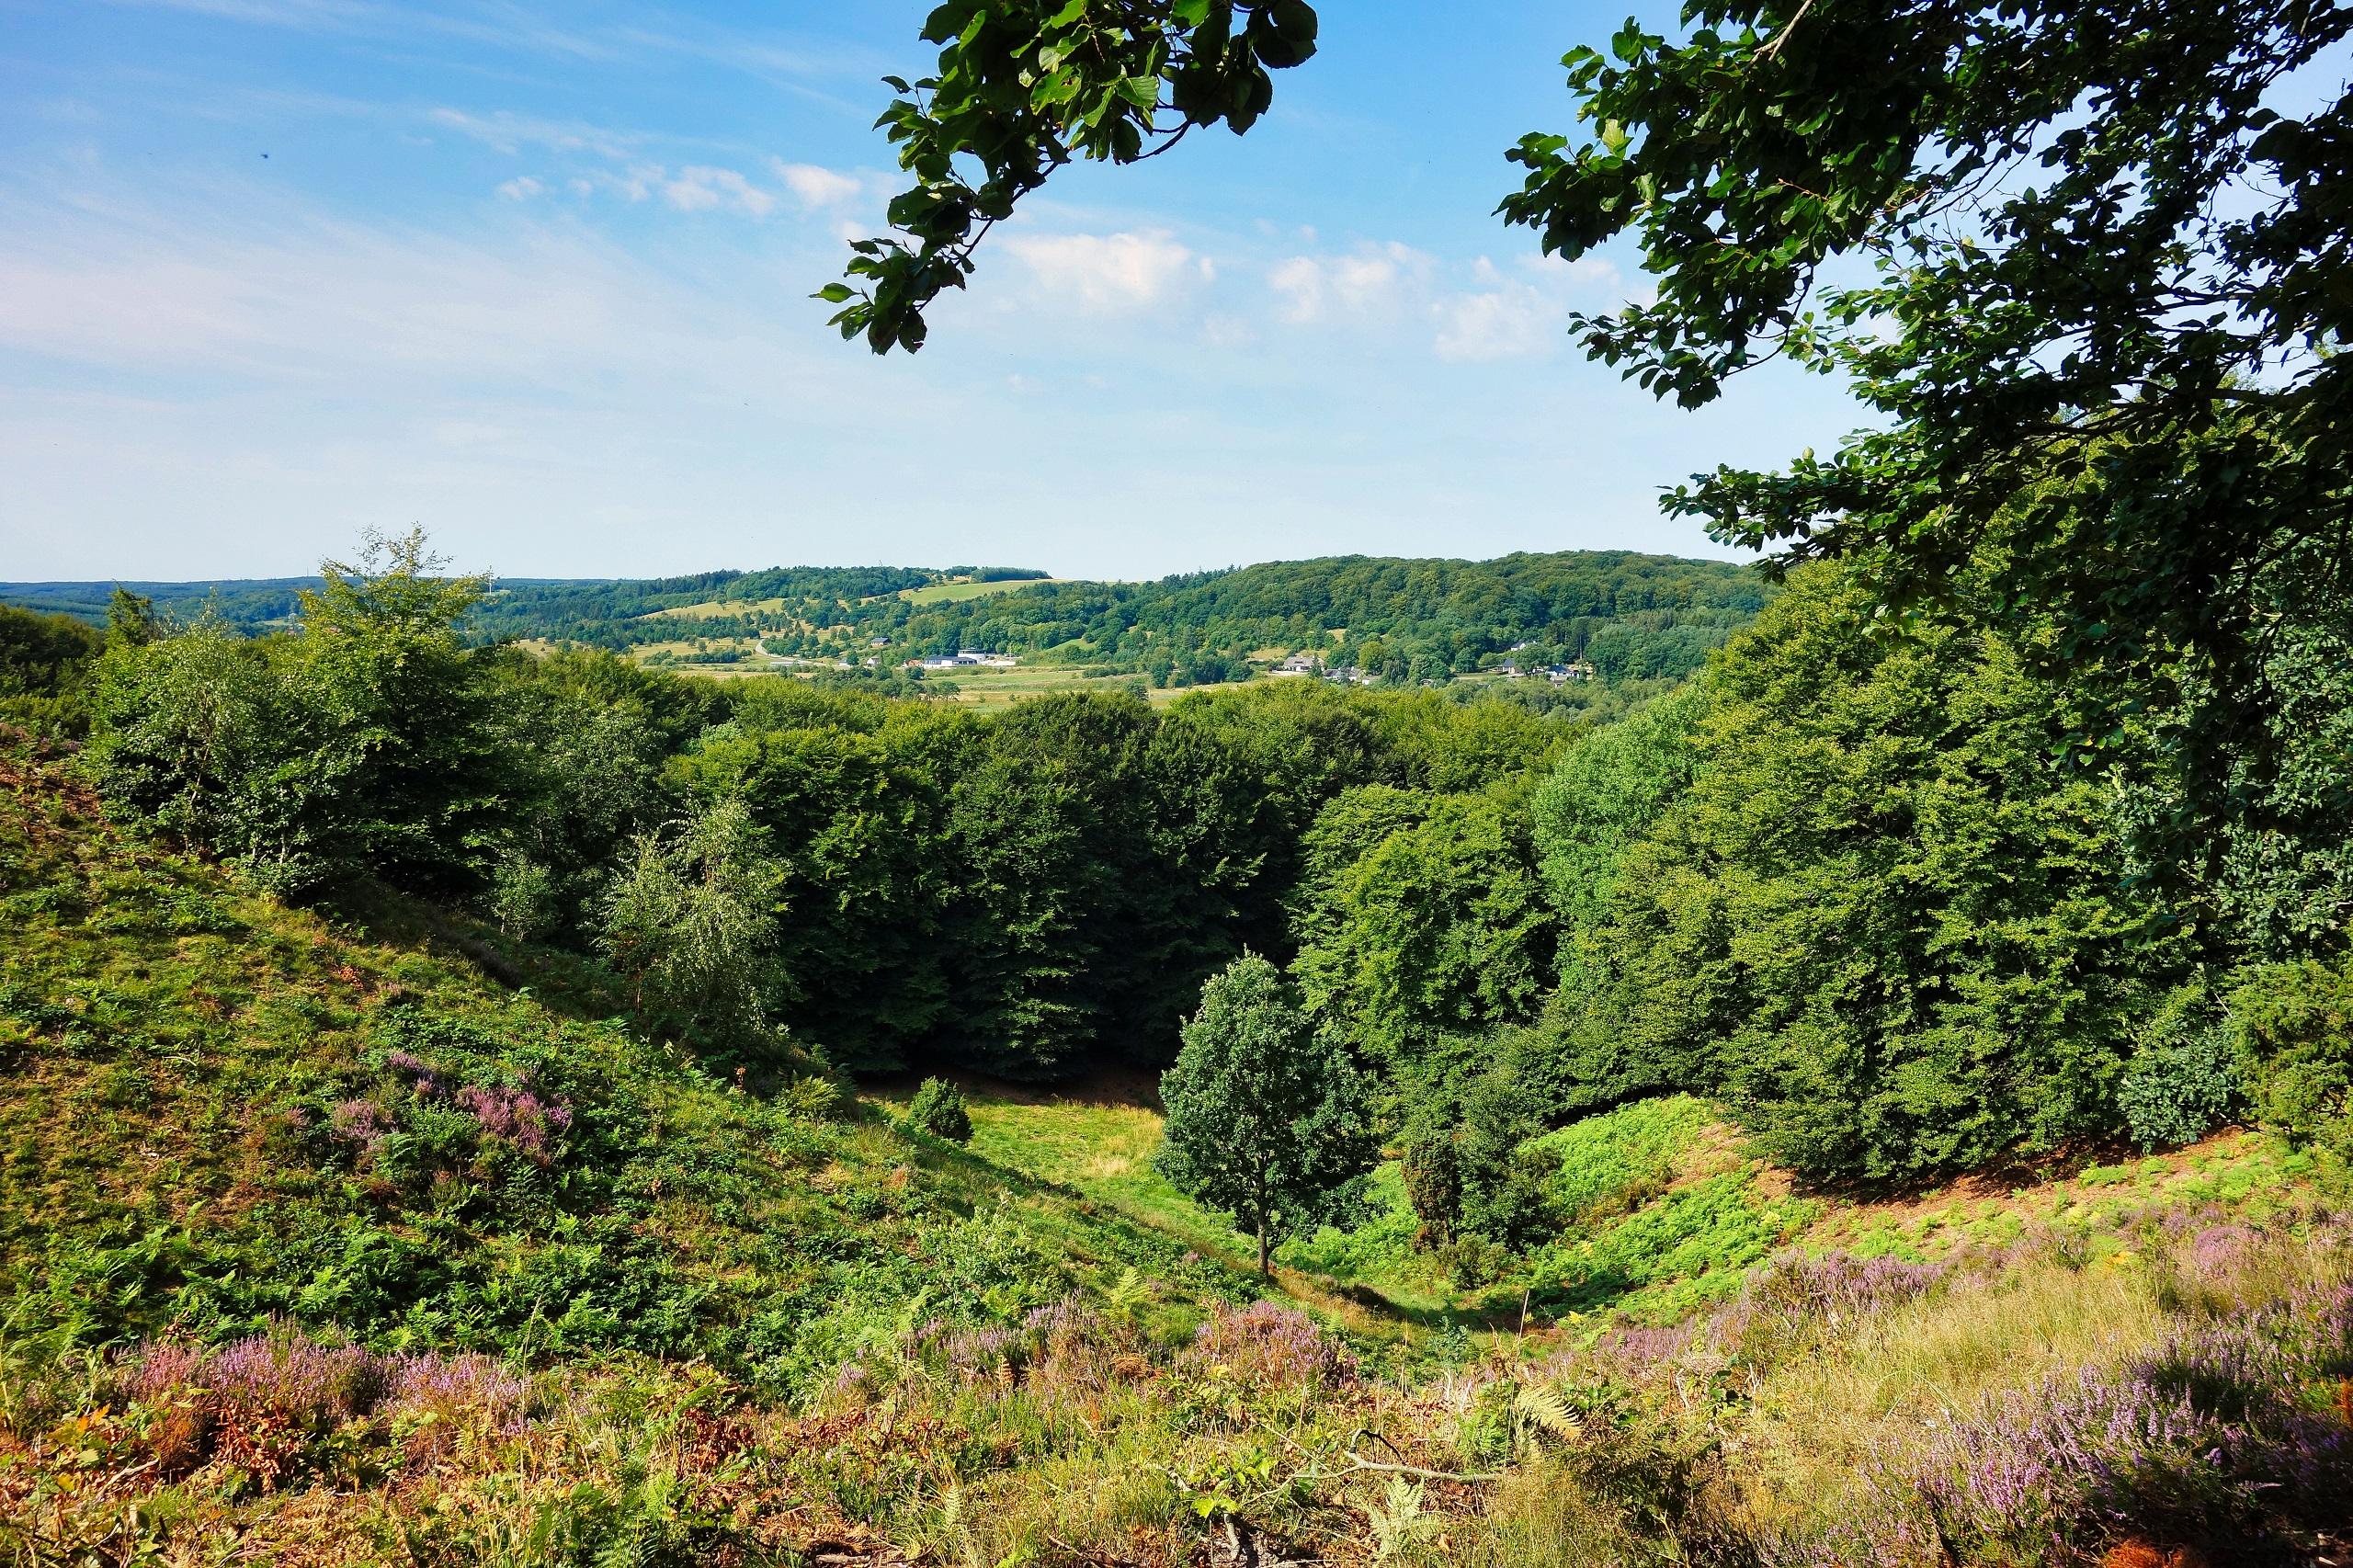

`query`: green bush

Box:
[1456,1067,1557,1251]
[1399,1119,1461,1244]
[2230,958,2353,1155]
[2117,986,2243,1151]
[904,1076,973,1142]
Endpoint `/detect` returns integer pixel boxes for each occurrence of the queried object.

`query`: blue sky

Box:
[0,0,1869,582]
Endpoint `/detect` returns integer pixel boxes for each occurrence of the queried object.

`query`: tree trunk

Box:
[1256,1219,1270,1278]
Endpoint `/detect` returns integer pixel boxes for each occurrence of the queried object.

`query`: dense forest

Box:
[8,549,1764,689]
[11,523,2348,1197]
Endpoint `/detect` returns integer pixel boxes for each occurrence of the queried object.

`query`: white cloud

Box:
[773,161,859,207]
[1001,230,1210,312]
[1524,251,1621,290]
[495,176,543,201]
[662,165,774,218]
[1428,253,1621,362]
[1267,241,1434,323]
[1258,243,1621,360]
[1432,288,1559,362]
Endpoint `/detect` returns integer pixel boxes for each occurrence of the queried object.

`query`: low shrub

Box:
[905,1076,973,1142]
[107,1325,529,1487]
[1182,1301,1358,1392]
[1813,1282,2353,1564]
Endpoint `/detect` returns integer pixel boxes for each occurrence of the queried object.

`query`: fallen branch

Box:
[1343,1452,1500,1483]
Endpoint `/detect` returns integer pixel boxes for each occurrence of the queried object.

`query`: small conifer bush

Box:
[905,1076,972,1142]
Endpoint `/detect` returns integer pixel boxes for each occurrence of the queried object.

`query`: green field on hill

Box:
[900,577,1074,606]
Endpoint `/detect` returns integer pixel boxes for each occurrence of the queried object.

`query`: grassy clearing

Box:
[923,665,1249,708]
[866,1074,1245,1255]
[884,1079,2331,1338]
[637,596,798,620]
[899,578,1071,605]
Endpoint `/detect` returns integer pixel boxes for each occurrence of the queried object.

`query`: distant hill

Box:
[0,576,616,632]
[483,551,1770,685]
[0,576,321,631]
[1,551,1765,687]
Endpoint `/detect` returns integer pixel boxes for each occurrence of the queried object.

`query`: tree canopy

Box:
[1155,952,1375,1273]
[835,0,2352,890]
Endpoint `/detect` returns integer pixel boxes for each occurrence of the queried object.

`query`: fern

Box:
[1104,1266,1152,1324]
[1366,1476,1432,1562]
[1511,1382,1581,1450]
[774,1073,842,1121]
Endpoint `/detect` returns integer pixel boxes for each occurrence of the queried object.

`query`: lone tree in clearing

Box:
[1155,953,1375,1276]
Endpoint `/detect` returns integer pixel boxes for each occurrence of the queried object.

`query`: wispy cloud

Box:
[773,161,860,208]
[1002,230,1212,312]
[99,0,884,87]
[101,0,618,58]
[0,186,793,386]
[426,107,639,160]
[107,0,377,24]
[662,165,774,217]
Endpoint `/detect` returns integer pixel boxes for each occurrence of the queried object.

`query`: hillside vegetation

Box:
[449,551,1766,688]
[6,523,2353,1562]
[7,745,2349,1564]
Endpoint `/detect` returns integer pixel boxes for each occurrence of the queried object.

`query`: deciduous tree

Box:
[1156,953,1374,1274]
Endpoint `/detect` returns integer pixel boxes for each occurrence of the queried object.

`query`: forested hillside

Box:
[5,550,1763,691]
[11,527,2353,1176]
[487,550,1762,687]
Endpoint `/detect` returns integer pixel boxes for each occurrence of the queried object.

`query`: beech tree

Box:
[1155,953,1374,1274]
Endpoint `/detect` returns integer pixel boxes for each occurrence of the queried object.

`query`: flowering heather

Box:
[1022,1297,1096,1341]
[1587,1321,1701,1380]
[453,1083,573,1158]
[1757,1249,1949,1325]
[1821,1283,2353,1564]
[328,1097,391,1148]
[120,1331,388,1423]
[824,1359,879,1411]
[2183,1221,2260,1278]
[385,1351,530,1441]
[1021,1297,1138,1398]
[116,1328,528,1434]
[1184,1302,1358,1391]
[903,1314,1030,1385]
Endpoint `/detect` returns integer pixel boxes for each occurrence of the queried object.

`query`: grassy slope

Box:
[899,579,1071,606]
[882,1076,2322,1334]
[0,742,1250,1386]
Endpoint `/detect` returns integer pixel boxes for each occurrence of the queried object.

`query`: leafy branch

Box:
[819,0,1318,353]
